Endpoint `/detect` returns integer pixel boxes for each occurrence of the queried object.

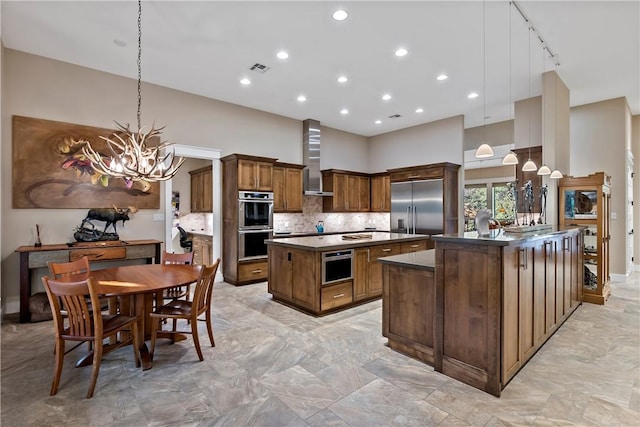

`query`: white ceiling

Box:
[2,1,639,137]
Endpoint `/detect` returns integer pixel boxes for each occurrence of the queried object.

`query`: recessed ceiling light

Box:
[375,120,382,124]
[332,10,348,21]
[468,92,479,99]
[395,48,408,57]
[113,39,127,47]
[337,75,348,83]
[340,109,349,115]
[436,74,448,81]
[276,51,289,60]
[240,78,251,85]
[297,95,307,102]
[415,108,424,113]
[382,94,392,101]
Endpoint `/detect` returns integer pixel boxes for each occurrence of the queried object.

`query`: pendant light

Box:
[537,165,551,175]
[83,0,184,182]
[475,1,494,159]
[522,24,537,172]
[550,170,563,179]
[502,1,518,166]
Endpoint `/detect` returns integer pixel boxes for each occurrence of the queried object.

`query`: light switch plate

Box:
[611,212,617,220]
[153,213,164,222]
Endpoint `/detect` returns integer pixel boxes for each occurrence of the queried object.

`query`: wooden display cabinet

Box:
[558,172,611,304]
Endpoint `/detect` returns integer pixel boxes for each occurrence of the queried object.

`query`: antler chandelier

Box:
[83,0,184,182]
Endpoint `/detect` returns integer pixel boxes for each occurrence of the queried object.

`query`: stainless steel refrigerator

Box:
[390,179,444,234]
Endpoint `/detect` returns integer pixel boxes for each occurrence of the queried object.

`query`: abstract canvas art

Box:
[12,116,160,209]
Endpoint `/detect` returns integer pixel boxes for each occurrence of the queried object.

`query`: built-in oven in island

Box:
[238,229,273,261]
[321,249,353,285]
[238,191,273,229]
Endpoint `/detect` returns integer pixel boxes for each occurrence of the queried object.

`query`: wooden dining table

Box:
[64,263,202,370]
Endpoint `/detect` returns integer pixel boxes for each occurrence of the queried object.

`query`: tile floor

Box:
[2,274,639,426]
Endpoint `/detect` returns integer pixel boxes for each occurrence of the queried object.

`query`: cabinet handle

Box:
[407,175,421,179]
[367,249,370,262]
[381,248,392,252]
[519,248,528,269]
[410,244,419,248]
[333,293,345,299]
[252,269,262,274]
[545,241,552,259]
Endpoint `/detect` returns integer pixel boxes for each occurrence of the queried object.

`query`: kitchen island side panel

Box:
[435,242,502,396]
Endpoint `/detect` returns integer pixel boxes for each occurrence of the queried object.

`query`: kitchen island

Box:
[266,232,430,315]
[378,227,583,397]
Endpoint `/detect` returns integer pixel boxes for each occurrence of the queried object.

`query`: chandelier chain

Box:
[137,0,142,132]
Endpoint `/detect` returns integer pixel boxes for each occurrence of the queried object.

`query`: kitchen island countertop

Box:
[432,226,583,246]
[266,231,429,251]
[377,249,435,271]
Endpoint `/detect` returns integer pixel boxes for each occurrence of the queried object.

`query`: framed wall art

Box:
[12,116,160,209]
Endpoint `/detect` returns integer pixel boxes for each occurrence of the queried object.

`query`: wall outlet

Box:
[611,212,617,220]
[153,214,165,222]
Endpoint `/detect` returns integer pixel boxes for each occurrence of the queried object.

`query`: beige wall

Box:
[320,126,369,172]
[514,96,542,150]
[464,120,513,152]
[570,97,629,275]
[0,49,369,314]
[368,115,464,173]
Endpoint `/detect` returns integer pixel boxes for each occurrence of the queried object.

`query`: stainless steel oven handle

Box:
[238,229,274,234]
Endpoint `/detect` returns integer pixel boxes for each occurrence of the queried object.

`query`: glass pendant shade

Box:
[550,170,564,179]
[522,159,537,171]
[475,143,494,158]
[537,165,551,175]
[502,152,518,165]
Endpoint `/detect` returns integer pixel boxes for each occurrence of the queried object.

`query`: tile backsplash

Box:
[273,196,390,233]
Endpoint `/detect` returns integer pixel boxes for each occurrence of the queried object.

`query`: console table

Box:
[15,239,162,323]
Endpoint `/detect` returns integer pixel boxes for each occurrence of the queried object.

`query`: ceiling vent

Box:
[388,114,402,119]
[249,63,270,73]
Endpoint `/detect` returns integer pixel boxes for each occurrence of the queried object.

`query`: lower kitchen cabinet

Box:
[382,263,435,365]
[321,280,353,311]
[237,259,268,284]
[192,235,212,265]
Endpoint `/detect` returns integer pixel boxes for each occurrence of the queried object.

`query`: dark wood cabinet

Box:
[382,263,435,365]
[370,173,391,212]
[221,153,277,285]
[433,228,583,396]
[237,158,274,191]
[189,165,212,213]
[273,162,304,213]
[267,236,429,315]
[322,170,370,212]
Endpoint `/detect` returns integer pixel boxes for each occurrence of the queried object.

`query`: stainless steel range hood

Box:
[303,119,333,196]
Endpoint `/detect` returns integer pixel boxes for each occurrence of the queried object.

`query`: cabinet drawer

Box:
[321,281,353,311]
[401,240,428,253]
[370,243,402,259]
[70,247,126,262]
[238,260,268,282]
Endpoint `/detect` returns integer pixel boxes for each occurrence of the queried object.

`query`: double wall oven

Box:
[238,191,273,261]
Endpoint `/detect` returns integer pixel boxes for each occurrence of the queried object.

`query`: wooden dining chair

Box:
[155,251,195,311]
[150,258,220,362]
[41,275,141,398]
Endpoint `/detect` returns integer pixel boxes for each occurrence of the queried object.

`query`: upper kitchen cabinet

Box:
[189,165,213,213]
[370,173,391,212]
[273,162,304,213]
[226,154,277,191]
[322,170,370,213]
